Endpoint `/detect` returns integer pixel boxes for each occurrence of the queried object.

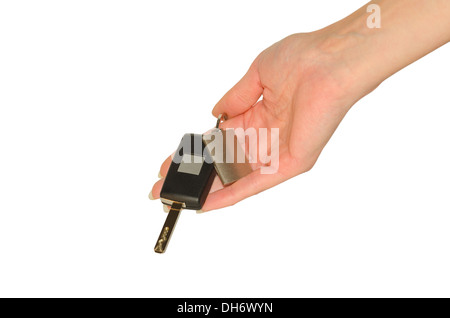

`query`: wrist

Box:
[316,0,450,95]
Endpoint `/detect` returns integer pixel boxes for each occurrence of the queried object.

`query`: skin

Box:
[151,0,450,211]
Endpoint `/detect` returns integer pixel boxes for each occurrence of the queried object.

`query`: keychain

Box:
[153,114,252,253]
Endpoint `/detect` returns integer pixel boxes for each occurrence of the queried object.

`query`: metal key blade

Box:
[154,202,182,253]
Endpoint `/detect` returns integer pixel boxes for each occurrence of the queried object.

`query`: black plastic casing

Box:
[160,134,216,210]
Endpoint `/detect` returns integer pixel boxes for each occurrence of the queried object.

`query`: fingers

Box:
[212,59,263,118]
[149,153,172,200]
[201,168,287,212]
[158,153,174,178]
[149,177,164,200]
[219,112,245,131]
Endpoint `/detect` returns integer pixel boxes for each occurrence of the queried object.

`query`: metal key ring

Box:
[215,113,228,129]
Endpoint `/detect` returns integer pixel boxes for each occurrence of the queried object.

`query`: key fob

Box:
[153,114,251,253]
[160,133,216,210]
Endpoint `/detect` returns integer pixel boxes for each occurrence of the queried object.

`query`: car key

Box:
[154,133,216,253]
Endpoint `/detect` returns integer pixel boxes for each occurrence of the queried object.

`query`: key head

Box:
[160,134,216,210]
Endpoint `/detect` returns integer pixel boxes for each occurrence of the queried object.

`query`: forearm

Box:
[176,1,450,211]
[318,0,450,94]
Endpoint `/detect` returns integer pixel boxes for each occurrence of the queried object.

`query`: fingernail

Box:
[158,172,162,179]
[196,209,205,214]
[148,191,155,200]
[163,205,169,213]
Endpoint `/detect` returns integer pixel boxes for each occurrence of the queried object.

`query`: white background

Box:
[0,0,449,297]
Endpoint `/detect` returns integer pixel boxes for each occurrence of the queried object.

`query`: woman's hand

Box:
[151,0,450,211]
[152,30,381,211]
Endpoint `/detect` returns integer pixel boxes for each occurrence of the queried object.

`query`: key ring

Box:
[215,113,228,129]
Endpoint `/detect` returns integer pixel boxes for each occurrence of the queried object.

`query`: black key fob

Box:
[154,134,216,253]
[160,133,216,210]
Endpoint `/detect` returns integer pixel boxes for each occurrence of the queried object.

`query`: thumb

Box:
[212,58,263,118]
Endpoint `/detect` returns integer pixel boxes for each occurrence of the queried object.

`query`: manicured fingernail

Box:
[163,205,169,213]
[158,172,162,179]
[196,209,205,214]
[148,191,155,200]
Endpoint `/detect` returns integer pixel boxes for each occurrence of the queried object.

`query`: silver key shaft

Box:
[154,202,182,253]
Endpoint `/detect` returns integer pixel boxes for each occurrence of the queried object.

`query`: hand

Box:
[151,30,382,211]
[151,0,450,211]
